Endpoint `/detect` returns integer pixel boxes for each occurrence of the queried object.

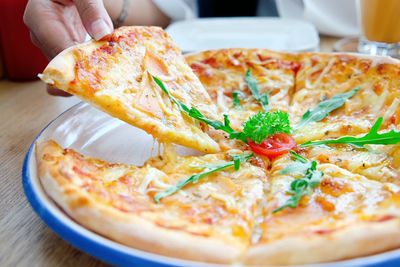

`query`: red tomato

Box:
[248,133,296,159]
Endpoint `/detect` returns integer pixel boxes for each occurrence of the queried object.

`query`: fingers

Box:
[73,0,113,40]
[24,0,79,59]
[47,85,72,97]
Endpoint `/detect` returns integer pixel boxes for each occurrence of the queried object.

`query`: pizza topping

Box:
[241,111,291,144]
[301,117,400,148]
[241,111,295,159]
[278,60,301,74]
[154,152,253,203]
[248,134,296,160]
[294,87,361,131]
[154,74,297,159]
[245,69,269,111]
[273,151,324,213]
[152,75,245,140]
[232,91,243,107]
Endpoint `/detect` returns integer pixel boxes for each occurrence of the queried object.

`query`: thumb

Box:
[74,0,113,40]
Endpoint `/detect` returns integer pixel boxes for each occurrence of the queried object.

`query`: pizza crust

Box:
[245,219,400,265]
[38,140,400,265]
[37,140,244,264]
[39,41,105,87]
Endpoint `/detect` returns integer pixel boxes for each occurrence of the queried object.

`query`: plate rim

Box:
[21,102,182,267]
[22,102,400,267]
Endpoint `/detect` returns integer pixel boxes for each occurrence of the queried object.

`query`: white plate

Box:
[166,18,319,53]
[23,102,400,266]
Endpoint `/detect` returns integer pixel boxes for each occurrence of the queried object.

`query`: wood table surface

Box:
[0,36,338,267]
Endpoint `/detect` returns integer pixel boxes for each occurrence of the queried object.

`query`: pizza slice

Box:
[185,48,298,150]
[245,153,400,265]
[291,53,400,144]
[37,140,266,264]
[39,26,219,153]
[302,144,400,184]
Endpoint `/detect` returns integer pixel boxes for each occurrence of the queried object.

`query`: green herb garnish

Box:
[241,111,291,144]
[273,151,323,213]
[152,76,244,141]
[279,151,311,174]
[154,153,253,202]
[232,91,243,107]
[301,117,400,148]
[245,69,269,111]
[294,87,361,131]
[153,76,292,145]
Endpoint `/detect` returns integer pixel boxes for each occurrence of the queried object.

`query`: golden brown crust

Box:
[40,26,219,153]
[36,140,245,264]
[38,139,400,265]
[245,219,400,265]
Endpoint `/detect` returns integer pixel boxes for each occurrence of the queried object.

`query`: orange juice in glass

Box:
[358,0,400,58]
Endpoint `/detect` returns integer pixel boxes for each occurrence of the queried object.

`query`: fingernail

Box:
[90,19,112,40]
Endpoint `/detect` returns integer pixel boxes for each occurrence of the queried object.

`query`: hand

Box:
[24,0,114,96]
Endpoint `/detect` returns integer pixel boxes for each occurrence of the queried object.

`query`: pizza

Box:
[37,26,400,265]
[39,26,219,153]
[37,140,265,263]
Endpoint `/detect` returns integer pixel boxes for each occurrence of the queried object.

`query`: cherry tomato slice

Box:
[248,133,296,159]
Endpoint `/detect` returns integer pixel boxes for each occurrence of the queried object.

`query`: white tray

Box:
[166,17,319,53]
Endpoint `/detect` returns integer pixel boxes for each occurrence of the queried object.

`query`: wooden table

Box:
[0,37,338,267]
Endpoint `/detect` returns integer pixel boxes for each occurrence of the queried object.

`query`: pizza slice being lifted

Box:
[39,26,219,153]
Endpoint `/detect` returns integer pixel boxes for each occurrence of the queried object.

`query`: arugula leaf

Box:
[154,153,253,202]
[153,76,292,145]
[152,75,245,141]
[294,87,361,131]
[280,151,310,174]
[245,70,269,111]
[301,117,400,148]
[273,151,323,213]
[153,75,191,112]
[242,111,291,144]
[280,161,311,175]
[232,91,243,107]
[288,150,308,163]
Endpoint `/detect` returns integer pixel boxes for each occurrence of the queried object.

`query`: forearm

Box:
[104,0,171,28]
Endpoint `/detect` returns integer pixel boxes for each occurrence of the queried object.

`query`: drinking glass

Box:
[357,0,400,58]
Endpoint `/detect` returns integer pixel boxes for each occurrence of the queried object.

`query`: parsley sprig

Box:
[301,117,400,148]
[273,151,324,213]
[153,75,292,144]
[245,70,269,111]
[154,153,253,202]
[241,111,291,144]
[294,87,361,131]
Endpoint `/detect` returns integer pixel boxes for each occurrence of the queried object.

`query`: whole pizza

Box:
[38,26,400,265]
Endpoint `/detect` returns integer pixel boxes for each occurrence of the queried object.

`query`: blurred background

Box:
[0,0,362,81]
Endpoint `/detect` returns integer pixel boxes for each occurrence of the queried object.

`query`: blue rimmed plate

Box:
[22,102,400,267]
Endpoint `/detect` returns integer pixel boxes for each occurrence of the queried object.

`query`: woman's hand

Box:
[24,0,113,59]
[24,0,113,96]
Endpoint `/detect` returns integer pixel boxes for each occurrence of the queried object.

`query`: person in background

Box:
[24,0,173,95]
[24,0,358,94]
[24,0,171,60]
[24,0,277,61]
[25,0,359,60]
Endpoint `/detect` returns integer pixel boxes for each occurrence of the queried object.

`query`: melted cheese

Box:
[41,26,220,153]
[137,168,169,194]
